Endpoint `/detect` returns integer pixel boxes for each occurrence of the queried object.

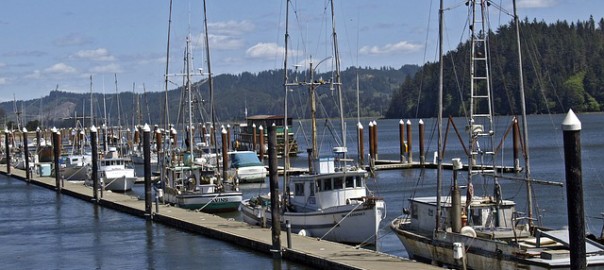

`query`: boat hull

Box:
[241,198,384,245]
[103,175,136,192]
[63,165,90,181]
[163,187,242,213]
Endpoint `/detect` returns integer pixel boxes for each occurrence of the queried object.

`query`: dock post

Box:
[372,121,378,160]
[357,123,364,166]
[286,219,292,249]
[399,120,405,163]
[451,158,462,233]
[406,120,413,163]
[259,125,265,162]
[35,127,41,155]
[143,124,152,220]
[226,124,231,151]
[90,126,99,202]
[368,121,374,165]
[561,109,586,270]
[419,119,425,165]
[5,129,11,175]
[512,117,521,173]
[268,124,282,258]
[23,128,30,180]
[221,127,229,187]
[52,128,60,189]
[252,123,257,153]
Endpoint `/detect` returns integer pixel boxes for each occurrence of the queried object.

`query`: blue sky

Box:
[0,0,601,102]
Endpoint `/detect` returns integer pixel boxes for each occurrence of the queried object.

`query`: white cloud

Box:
[44,63,77,74]
[54,33,94,46]
[191,33,244,51]
[72,48,116,61]
[209,20,255,35]
[0,77,7,85]
[24,70,42,79]
[359,41,422,55]
[517,0,557,8]
[246,43,301,59]
[89,63,122,73]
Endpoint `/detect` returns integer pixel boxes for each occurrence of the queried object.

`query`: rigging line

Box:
[414,0,434,118]
[319,202,364,241]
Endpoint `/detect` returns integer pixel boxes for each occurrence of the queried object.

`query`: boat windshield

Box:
[230,152,263,167]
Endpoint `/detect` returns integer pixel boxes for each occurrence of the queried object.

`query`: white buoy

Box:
[453,242,464,260]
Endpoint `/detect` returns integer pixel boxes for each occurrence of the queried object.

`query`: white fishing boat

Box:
[390,0,604,268]
[228,151,266,183]
[87,147,136,192]
[61,153,92,181]
[240,0,384,246]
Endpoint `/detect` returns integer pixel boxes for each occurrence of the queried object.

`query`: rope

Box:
[318,202,364,241]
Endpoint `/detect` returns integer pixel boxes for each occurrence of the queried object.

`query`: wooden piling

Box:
[268,124,281,258]
[221,127,229,183]
[419,119,425,165]
[372,121,378,160]
[368,121,374,162]
[561,109,586,270]
[252,123,257,153]
[143,124,152,220]
[399,120,405,163]
[90,126,99,201]
[22,128,30,180]
[259,125,265,162]
[406,120,413,163]
[357,123,364,166]
[226,124,231,151]
[513,117,521,173]
[4,130,10,175]
[35,127,41,153]
[52,128,60,189]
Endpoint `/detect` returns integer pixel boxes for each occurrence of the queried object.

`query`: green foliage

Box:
[385,16,604,118]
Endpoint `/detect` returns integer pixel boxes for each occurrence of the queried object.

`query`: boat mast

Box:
[114,74,122,145]
[185,35,194,156]
[435,0,444,233]
[513,0,534,227]
[202,0,221,180]
[89,75,93,128]
[283,0,290,199]
[163,0,174,132]
[330,0,346,158]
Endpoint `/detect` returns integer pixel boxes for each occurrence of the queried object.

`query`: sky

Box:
[0,0,602,102]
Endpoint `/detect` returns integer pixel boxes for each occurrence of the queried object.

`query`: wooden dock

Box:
[0,165,439,270]
[368,159,519,173]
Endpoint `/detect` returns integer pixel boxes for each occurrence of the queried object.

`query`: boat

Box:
[227,151,266,183]
[89,147,136,192]
[232,115,298,157]
[240,0,385,245]
[390,0,604,268]
[157,0,242,213]
[61,153,92,181]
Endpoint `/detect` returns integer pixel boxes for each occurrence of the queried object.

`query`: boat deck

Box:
[0,164,439,270]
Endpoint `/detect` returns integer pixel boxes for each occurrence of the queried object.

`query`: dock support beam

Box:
[90,126,99,202]
[52,128,60,189]
[562,109,586,270]
[5,129,11,175]
[406,120,413,163]
[419,119,425,165]
[399,120,405,163]
[143,124,152,220]
[23,128,30,180]
[268,124,281,258]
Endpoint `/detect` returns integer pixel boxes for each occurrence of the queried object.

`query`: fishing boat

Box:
[88,147,136,192]
[227,151,266,183]
[240,0,384,245]
[390,0,604,268]
[157,0,242,213]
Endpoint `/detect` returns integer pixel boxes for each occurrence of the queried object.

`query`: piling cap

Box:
[51,127,58,133]
[221,127,227,134]
[22,127,27,133]
[419,119,424,124]
[368,121,373,127]
[561,109,581,131]
[36,127,40,132]
[357,122,363,129]
[90,125,97,133]
[143,123,150,132]
[259,125,263,130]
[399,119,404,124]
[406,119,411,125]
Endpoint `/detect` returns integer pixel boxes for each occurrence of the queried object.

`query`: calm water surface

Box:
[2,113,604,267]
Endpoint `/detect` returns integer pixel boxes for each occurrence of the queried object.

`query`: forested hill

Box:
[0,65,417,129]
[386,16,604,119]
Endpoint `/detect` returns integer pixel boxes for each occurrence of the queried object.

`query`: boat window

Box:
[316,180,322,192]
[355,176,363,188]
[323,179,332,191]
[470,208,482,226]
[333,178,343,189]
[294,183,304,196]
[345,176,354,188]
[309,183,315,195]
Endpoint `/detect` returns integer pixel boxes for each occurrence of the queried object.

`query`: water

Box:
[2,112,604,267]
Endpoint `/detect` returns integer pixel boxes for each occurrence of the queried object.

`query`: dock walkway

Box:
[0,165,439,270]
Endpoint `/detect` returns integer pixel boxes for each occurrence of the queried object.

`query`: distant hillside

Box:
[0,65,418,129]
[386,16,604,119]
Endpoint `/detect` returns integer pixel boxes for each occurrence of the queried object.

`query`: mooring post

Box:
[52,128,60,189]
[512,117,521,173]
[221,127,229,186]
[5,129,11,175]
[561,109,586,270]
[406,120,413,163]
[252,123,257,153]
[399,119,405,163]
[259,125,265,162]
[268,124,282,258]
[143,124,152,220]
[23,128,30,180]
[35,127,41,155]
[357,122,364,166]
[286,219,292,249]
[419,119,425,165]
[372,121,378,161]
[368,121,374,163]
[226,124,231,151]
[90,126,99,202]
